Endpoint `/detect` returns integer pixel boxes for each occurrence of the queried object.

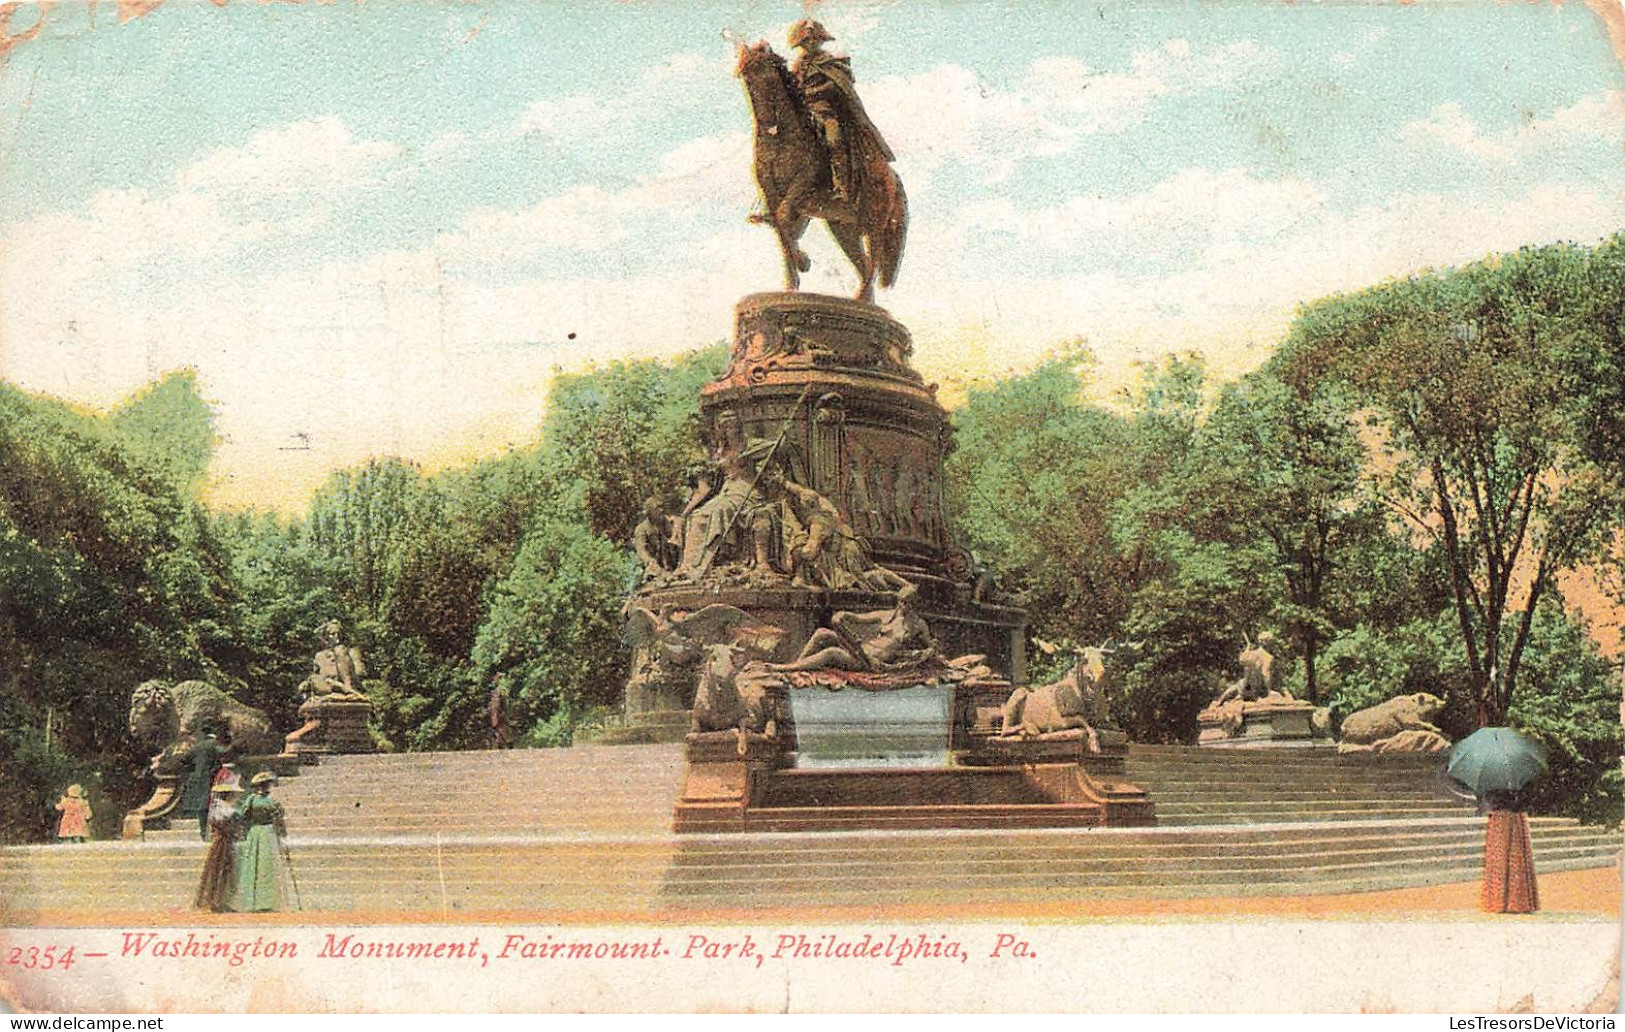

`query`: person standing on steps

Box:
[234,771,288,912]
[195,782,241,912]
[488,681,513,750]
[1481,787,1539,914]
[179,724,223,841]
[54,784,92,843]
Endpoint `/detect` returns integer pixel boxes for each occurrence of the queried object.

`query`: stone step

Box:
[1123,770,1458,787]
[11,822,1611,875]
[1128,744,1440,760]
[26,742,1606,915]
[17,820,1612,870]
[659,829,1620,866]
[659,848,1620,894]
[7,847,1613,912]
[1126,779,1458,795]
[300,745,681,767]
[1142,790,1458,804]
[1123,757,1446,770]
[1153,810,1473,827]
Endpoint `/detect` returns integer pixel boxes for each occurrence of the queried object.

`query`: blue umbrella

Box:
[1447,727,1548,796]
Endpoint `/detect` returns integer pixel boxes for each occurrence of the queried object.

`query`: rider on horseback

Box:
[787,19,895,216]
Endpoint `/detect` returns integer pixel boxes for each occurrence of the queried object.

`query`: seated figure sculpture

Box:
[631,496,679,583]
[300,620,367,701]
[675,438,783,581]
[1213,631,1290,705]
[764,468,910,593]
[1196,631,1330,743]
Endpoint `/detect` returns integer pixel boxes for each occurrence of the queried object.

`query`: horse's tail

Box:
[874,168,907,290]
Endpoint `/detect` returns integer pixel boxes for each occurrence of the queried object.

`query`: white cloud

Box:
[0,114,403,308]
[515,93,609,140]
[6,74,1621,514]
[8,161,1620,511]
[865,41,1280,188]
[960,167,1328,258]
[421,131,471,163]
[434,130,753,263]
[177,116,403,198]
[893,176,1625,396]
[1400,91,1625,165]
[515,50,732,141]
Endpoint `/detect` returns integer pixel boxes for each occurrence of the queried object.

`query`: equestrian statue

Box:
[735,19,908,303]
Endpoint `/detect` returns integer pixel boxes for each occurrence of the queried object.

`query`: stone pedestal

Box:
[672,732,785,833]
[283,696,375,756]
[622,293,1025,734]
[668,681,1156,832]
[1197,698,1328,748]
[120,774,181,839]
[704,293,953,582]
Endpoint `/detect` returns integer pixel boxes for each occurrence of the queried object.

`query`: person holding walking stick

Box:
[234,771,289,912]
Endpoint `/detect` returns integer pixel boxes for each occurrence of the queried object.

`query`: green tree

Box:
[541,345,728,541]
[943,347,1139,645]
[305,458,429,621]
[1188,372,1371,702]
[108,368,216,500]
[0,380,239,841]
[470,504,635,742]
[1279,243,1616,724]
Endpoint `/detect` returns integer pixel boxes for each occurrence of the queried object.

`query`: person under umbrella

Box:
[1448,727,1548,914]
[234,771,288,912]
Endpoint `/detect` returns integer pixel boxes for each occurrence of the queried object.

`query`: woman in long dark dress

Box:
[1481,788,1539,914]
[194,782,240,912]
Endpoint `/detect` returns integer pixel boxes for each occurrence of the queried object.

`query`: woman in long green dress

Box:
[234,771,287,912]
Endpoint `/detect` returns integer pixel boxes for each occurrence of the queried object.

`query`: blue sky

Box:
[0,1,1620,508]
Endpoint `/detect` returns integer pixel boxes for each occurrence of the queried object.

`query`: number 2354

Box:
[6,945,76,971]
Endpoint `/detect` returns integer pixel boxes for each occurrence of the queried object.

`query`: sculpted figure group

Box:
[634,431,906,594]
[627,584,1005,753]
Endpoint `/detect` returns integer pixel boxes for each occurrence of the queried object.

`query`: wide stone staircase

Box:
[2,743,1617,915]
[1122,744,1481,826]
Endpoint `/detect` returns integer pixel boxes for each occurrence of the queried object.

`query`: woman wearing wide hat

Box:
[194,782,241,912]
[233,771,288,912]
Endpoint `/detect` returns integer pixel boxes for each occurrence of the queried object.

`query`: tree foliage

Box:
[1277,240,1620,723]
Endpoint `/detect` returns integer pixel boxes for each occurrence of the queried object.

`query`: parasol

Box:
[1446,726,1548,796]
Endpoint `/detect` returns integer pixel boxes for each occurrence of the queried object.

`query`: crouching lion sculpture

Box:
[128,679,281,769]
[1336,692,1451,754]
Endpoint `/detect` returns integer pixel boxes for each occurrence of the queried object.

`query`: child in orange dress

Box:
[54,784,92,843]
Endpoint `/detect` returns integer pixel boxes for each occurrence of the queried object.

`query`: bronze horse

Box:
[735,41,907,303]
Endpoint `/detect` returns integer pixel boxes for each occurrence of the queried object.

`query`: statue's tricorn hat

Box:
[788,19,833,47]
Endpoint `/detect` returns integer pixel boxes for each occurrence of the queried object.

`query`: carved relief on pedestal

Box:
[811,392,846,498]
[717,293,922,390]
